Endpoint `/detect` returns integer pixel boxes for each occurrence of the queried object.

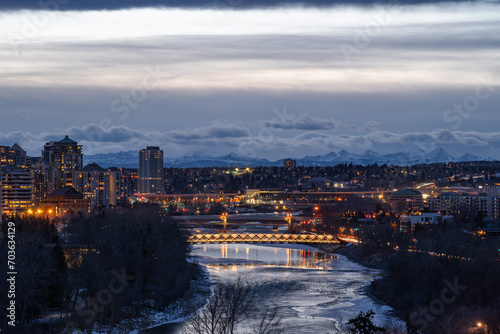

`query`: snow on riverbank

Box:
[86,243,399,333]
[193,243,400,333]
[75,265,212,334]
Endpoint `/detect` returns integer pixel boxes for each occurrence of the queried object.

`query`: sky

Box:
[1,0,499,160]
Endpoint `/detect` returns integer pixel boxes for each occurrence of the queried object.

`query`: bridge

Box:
[188,233,340,244]
[173,213,300,226]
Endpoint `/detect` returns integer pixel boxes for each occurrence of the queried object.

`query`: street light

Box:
[477,322,488,334]
[285,213,292,232]
[221,212,228,233]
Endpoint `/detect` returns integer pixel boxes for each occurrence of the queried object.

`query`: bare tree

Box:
[184,279,283,334]
[184,285,227,334]
[252,307,283,334]
[224,278,254,334]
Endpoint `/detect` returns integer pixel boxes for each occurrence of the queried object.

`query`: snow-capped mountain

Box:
[83,148,491,168]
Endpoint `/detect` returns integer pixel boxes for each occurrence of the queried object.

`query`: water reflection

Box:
[145,244,395,334]
[194,244,336,269]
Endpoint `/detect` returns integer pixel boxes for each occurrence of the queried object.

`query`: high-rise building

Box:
[43,136,83,192]
[283,158,296,169]
[0,146,10,166]
[0,143,31,169]
[75,163,121,209]
[0,143,33,215]
[428,193,495,219]
[139,146,164,194]
[31,157,50,206]
[10,143,31,169]
[0,166,32,215]
[389,189,424,212]
[109,167,135,203]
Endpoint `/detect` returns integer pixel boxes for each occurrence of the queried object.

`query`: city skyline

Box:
[1,1,499,160]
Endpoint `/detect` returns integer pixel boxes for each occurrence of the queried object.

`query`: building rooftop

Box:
[57,135,78,144]
[308,177,331,182]
[10,143,25,153]
[392,189,422,196]
[48,186,84,197]
[80,162,106,172]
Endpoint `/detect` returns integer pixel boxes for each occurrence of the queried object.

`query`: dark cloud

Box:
[343,120,380,132]
[60,124,147,143]
[462,137,488,146]
[400,133,435,145]
[164,124,251,141]
[434,129,457,144]
[0,131,38,144]
[2,124,500,160]
[263,113,337,130]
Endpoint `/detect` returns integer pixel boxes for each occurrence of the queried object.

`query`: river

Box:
[147,243,395,333]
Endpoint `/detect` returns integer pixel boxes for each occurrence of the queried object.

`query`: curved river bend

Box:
[147,243,395,334]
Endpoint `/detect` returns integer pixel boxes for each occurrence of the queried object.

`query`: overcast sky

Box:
[1,1,499,159]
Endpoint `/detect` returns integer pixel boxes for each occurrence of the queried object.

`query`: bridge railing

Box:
[188,233,339,244]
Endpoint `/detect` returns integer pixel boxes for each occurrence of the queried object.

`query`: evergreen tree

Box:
[346,310,385,334]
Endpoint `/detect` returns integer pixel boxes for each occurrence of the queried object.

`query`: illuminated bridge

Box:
[188,233,340,244]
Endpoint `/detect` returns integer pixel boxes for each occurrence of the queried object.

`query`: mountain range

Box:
[82,148,492,168]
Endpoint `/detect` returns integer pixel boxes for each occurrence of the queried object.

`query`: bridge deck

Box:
[188,233,340,244]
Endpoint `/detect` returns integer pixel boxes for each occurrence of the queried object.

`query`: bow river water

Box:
[145,243,396,333]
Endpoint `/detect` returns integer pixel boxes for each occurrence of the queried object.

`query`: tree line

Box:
[0,205,197,333]
[343,222,500,333]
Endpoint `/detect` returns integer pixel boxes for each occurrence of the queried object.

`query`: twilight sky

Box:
[1,0,499,160]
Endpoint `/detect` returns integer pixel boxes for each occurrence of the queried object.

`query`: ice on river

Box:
[191,244,396,333]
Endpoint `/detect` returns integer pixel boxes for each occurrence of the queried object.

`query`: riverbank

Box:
[136,265,212,334]
[333,243,388,270]
[194,243,400,333]
[312,243,405,322]
[129,243,347,333]
[32,264,211,334]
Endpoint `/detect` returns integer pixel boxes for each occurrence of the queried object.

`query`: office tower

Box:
[31,157,50,206]
[0,143,31,169]
[428,193,495,219]
[0,166,32,215]
[389,189,424,212]
[108,167,134,204]
[0,143,32,214]
[43,135,83,192]
[10,143,31,169]
[75,163,121,209]
[283,158,297,169]
[0,146,9,166]
[139,146,164,194]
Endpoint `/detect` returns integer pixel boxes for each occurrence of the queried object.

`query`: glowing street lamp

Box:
[477,322,488,334]
[221,212,228,233]
[285,213,292,231]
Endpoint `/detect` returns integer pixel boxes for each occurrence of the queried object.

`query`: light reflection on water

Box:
[195,244,336,269]
[146,244,395,334]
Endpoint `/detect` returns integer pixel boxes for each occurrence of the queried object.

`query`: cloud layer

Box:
[0,0,495,11]
[263,113,337,130]
[3,122,500,160]
[0,5,499,159]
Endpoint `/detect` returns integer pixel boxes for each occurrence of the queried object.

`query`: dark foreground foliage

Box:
[0,205,195,333]
[345,223,500,334]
